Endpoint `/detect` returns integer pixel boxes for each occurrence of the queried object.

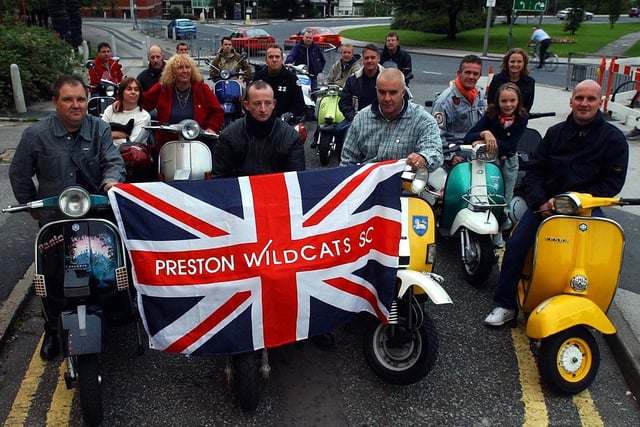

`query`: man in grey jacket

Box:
[9,74,125,361]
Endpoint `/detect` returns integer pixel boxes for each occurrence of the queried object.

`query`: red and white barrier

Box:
[602,57,640,130]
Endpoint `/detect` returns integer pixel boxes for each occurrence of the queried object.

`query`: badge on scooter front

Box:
[412,215,428,236]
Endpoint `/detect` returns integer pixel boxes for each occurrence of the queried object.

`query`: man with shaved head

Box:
[137,44,165,91]
[484,79,629,327]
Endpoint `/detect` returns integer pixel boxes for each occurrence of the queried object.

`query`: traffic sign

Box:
[513,0,547,12]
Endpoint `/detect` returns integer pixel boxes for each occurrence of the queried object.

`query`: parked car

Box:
[284,27,342,50]
[167,19,197,40]
[630,7,640,17]
[230,27,275,54]
[556,8,594,20]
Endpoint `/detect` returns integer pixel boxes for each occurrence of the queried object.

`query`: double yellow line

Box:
[3,334,74,426]
[497,248,605,426]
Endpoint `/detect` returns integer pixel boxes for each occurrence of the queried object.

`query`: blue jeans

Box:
[493,206,604,309]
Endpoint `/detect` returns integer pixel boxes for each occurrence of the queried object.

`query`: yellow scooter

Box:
[363,167,452,385]
[518,192,640,394]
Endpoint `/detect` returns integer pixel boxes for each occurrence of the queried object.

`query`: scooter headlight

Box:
[476,145,496,161]
[180,119,201,140]
[570,275,589,292]
[220,69,230,79]
[105,85,116,97]
[553,193,580,214]
[59,186,91,218]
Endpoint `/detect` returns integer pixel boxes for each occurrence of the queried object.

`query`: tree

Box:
[607,0,623,27]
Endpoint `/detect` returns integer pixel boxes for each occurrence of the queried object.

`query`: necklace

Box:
[175,86,191,109]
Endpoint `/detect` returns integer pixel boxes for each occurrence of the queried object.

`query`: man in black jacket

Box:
[213,80,305,177]
[380,32,412,84]
[484,79,629,327]
[137,45,165,92]
[329,44,383,152]
[252,44,307,121]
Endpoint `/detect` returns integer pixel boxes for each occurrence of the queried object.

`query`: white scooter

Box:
[425,144,506,286]
[286,63,316,119]
[143,119,217,182]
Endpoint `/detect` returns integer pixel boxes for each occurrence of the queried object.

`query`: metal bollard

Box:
[10,64,26,114]
[81,40,89,62]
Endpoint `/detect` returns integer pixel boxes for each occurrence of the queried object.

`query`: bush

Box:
[0,23,82,111]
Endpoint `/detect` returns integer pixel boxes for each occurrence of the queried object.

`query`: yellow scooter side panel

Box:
[518,216,624,313]
[526,294,616,338]
[399,195,436,274]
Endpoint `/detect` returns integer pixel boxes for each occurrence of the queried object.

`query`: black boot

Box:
[40,331,60,360]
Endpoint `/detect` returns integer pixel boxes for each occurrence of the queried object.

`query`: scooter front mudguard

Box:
[450,209,499,235]
[396,269,452,305]
[60,310,103,356]
[526,294,616,339]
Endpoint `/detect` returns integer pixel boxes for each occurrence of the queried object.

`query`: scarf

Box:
[499,114,514,129]
[245,111,276,137]
[454,77,478,105]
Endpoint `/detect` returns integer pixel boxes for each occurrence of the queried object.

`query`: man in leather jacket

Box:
[252,44,307,121]
[9,75,126,361]
[484,79,629,327]
[380,32,412,84]
[213,80,305,176]
[330,44,383,152]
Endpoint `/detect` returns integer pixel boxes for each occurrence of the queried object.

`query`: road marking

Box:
[512,325,549,425]
[498,249,605,425]
[421,71,443,75]
[48,361,73,425]
[573,392,604,426]
[3,335,45,426]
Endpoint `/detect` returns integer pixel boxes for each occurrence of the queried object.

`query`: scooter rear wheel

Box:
[232,351,261,413]
[362,307,438,385]
[318,132,333,166]
[77,354,103,426]
[538,326,600,395]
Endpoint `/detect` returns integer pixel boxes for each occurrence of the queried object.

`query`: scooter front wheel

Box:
[461,231,495,286]
[538,326,600,395]
[362,308,438,385]
[76,354,103,426]
[318,132,333,166]
[231,351,261,413]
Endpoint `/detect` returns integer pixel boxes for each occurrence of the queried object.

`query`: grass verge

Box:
[340,22,640,57]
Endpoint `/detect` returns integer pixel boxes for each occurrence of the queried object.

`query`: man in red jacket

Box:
[88,42,123,94]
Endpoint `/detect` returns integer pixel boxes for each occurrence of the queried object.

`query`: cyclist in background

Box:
[528,25,551,69]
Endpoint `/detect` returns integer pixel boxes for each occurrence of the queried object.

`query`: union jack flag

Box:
[108,161,405,355]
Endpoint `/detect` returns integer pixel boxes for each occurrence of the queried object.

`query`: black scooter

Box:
[3,186,143,426]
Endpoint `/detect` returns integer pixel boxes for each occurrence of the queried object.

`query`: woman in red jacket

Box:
[144,54,224,150]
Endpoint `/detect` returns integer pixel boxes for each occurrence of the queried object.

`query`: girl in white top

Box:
[102,77,151,147]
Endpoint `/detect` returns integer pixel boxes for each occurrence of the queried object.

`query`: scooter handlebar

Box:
[528,112,556,120]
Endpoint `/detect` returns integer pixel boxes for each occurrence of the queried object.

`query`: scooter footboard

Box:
[526,294,616,339]
[396,270,452,305]
[60,310,103,356]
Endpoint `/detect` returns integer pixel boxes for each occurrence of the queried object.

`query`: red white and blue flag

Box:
[108,161,405,355]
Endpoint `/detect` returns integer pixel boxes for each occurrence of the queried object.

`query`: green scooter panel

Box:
[440,162,505,228]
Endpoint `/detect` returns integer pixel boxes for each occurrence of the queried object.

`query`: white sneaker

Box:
[492,233,504,248]
[484,307,516,326]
